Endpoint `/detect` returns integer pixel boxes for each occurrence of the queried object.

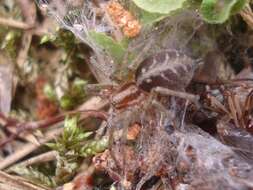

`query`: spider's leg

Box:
[152,87,200,107]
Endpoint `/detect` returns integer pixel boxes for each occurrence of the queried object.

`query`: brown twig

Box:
[0,17,34,30]
[0,171,47,190]
[0,97,107,170]
[0,183,21,190]
[7,151,57,171]
[0,128,62,170]
[240,5,253,30]
[16,0,37,69]
[0,109,108,148]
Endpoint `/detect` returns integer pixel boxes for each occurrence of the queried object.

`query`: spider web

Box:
[35,0,209,83]
[36,0,116,82]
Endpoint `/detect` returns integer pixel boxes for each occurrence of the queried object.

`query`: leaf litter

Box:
[0,0,253,190]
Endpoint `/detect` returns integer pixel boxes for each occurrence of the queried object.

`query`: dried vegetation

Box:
[0,0,253,190]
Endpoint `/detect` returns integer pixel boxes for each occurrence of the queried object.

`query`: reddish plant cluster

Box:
[35,77,58,120]
[106,1,141,38]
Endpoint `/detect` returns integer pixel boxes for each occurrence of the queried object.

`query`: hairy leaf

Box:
[140,10,167,25]
[88,31,126,64]
[200,0,247,24]
[132,0,187,14]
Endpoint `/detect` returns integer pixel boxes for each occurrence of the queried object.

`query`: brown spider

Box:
[87,50,201,189]
[94,50,200,110]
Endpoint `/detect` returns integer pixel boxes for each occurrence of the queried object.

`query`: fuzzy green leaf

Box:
[200,0,247,24]
[88,31,126,64]
[231,0,247,14]
[132,0,187,14]
[140,10,167,25]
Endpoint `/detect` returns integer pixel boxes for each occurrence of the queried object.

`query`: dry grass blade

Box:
[0,17,34,30]
[0,127,62,170]
[0,171,47,190]
[8,151,57,170]
[240,5,253,30]
[0,96,106,170]
[16,0,36,69]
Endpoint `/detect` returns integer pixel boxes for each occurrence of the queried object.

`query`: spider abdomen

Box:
[135,50,197,92]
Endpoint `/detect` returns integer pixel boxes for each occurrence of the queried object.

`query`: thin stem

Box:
[0,110,108,148]
[0,17,34,30]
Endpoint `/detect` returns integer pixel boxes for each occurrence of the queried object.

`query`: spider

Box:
[92,50,200,110]
[86,50,201,189]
